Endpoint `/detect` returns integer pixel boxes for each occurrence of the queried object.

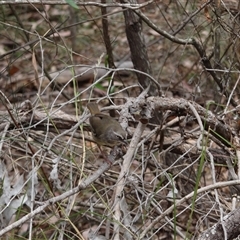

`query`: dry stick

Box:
[1,8,71,101]
[0,0,154,7]
[140,179,240,239]
[144,96,233,147]
[197,207,240,240]
[134,4,237,107]
[223,73,240,185]
[112,122,146,240]
[0,93,60,218]
[224,72,240,115]
[0,161,112,236]
[189,101,227,238]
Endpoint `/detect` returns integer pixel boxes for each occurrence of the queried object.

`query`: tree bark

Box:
[120,0,160,96]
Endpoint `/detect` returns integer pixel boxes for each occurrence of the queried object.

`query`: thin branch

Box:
[0,0,154,7]
[140,179,240,239]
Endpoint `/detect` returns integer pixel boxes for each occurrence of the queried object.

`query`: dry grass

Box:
[0,1,240,239]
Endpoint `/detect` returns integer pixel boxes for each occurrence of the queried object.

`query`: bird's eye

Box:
[113,132,124,140]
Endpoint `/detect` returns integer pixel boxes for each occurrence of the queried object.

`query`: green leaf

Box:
[104,55,109,67]
[94,82,105,91]
[110,85,115,94]
[65,0,79,9]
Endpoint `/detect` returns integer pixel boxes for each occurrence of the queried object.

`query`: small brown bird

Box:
[87,102,127,147]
